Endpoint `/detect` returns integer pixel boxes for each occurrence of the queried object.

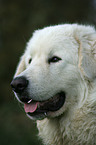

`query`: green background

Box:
[0,0,96,145]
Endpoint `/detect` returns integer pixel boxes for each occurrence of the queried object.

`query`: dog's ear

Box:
[14,54,26,77]
[82,45,96,80]
[76,33,96,80]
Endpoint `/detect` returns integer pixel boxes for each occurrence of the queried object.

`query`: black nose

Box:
[11,77,28,93]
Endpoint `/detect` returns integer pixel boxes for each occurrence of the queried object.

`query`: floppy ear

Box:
[14,54,26,78]
[76,33,96,80]
[82,46,96,80]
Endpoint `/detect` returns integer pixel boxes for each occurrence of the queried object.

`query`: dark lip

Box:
[27,92,66,117]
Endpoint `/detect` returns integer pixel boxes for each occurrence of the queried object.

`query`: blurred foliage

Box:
[0,0,96,145]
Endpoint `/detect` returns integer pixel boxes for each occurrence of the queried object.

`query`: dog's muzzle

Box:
[11,77,66,120]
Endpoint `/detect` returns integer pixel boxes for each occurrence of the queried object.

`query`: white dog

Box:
[11,24,96,145]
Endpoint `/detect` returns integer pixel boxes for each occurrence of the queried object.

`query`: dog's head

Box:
[11,24,96,120]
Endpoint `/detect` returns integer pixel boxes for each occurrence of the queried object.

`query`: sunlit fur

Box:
[14,24,96,145]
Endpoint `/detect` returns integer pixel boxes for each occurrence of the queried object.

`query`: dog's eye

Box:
[28,58,32,64]
[48,56,62,64]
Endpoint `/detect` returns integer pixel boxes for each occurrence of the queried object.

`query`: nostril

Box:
[11,77,28,93]
[11,83,16,91]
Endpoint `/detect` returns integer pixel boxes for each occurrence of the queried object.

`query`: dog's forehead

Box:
[26,26,75,57]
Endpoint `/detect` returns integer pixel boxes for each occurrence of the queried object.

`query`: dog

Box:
[11,24,96,145]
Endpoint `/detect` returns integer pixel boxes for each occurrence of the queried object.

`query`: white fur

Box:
[15,24,96,145]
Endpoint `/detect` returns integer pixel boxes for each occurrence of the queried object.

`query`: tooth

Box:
[44,112,47,116]
[27,99,32,104]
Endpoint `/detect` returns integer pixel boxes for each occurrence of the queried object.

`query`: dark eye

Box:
[48,56,62,64]
[28,58,32,64]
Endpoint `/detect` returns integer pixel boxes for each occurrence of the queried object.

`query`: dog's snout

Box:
[11,77,28,93]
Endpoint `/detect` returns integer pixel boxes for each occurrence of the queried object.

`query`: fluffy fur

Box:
[14,24,96,145]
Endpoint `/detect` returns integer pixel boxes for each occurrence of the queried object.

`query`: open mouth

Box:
[24,92,66,118]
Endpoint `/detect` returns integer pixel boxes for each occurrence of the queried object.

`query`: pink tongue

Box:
[24,102,38,113]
